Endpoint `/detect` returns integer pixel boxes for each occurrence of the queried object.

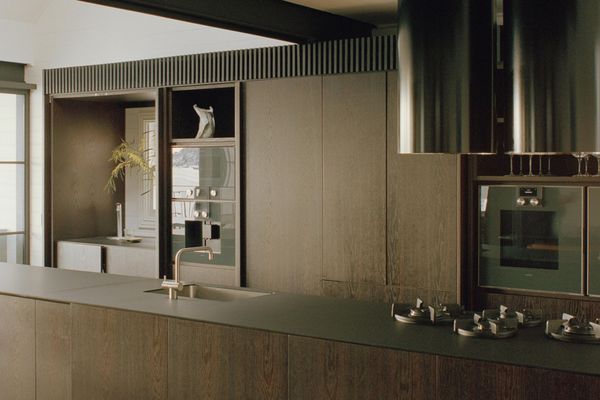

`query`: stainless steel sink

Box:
[145,284,273,302]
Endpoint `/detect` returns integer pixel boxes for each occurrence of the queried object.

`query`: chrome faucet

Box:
[161,246,214,299]
[115,202,123,239]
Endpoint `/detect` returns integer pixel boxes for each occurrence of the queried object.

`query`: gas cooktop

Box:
[546,314,600,344]
[392,300,543,340]
[391,298,469,325]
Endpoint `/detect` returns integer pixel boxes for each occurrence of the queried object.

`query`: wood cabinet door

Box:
[322,72,387,285]
[168,318,288,400]
[36,300,71,400]
[71,304,167,400]
[0,294,35,400]
[244,76,323,295]
[289,335,436,400]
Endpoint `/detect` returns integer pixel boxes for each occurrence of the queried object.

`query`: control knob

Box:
[529,197,540,207]
[516,197,527,206]
[193,211,209,219]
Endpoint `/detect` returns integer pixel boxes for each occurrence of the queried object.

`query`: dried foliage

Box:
[105,139,154,193]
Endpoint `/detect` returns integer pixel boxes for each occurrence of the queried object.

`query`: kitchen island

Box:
[1,262,599,400]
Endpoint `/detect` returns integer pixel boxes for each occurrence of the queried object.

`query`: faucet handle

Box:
[161,276,183,291]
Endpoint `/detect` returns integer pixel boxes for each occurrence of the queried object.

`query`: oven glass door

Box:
[587,187,600,295]
[479,185,583,294]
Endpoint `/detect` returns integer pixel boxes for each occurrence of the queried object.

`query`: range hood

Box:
[506,0,600,154]
[398,0,600,155]
[397,0,494,154]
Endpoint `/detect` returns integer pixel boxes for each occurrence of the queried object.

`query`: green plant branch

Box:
[105,139,155,193]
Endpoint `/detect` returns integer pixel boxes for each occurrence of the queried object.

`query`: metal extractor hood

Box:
[397,0,494,154]
[506,0,600,154]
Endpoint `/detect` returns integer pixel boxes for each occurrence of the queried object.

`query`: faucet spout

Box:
[162,246,214,300]
[115,202,123,239]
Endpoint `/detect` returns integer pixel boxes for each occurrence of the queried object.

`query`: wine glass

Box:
[573,152,587,176]
[507,153,515,176]
[591,153,600,177]
[527,154,535,176]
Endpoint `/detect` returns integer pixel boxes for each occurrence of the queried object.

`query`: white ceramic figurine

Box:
[193,105,215,139]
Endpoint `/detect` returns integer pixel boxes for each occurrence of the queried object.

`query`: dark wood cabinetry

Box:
[0,294,35,400]
[244,76,323,295]
[322,72,387,285]
[168,318,288,399]
[244,71,461,303]
[1,292,600,399]
[289,336,435,400]
[71,304,168,400]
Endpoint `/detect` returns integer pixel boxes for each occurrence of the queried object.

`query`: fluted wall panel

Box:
[44,35,397,95]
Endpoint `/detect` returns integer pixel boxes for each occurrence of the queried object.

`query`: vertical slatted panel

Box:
[44,35,398,94]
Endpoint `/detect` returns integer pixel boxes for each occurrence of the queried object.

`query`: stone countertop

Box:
[58,236,156,250]
[1,262,599,376]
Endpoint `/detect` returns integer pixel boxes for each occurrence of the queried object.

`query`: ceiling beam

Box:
[78,0,374,43]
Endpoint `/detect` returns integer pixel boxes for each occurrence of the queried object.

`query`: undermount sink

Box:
[145,284,273,302]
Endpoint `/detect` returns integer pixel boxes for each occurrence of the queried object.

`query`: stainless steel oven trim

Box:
[586,186,600,298]
[478,284,584,297]
[477,184,585,295]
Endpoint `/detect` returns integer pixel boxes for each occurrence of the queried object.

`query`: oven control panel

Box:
[516,186,542,207]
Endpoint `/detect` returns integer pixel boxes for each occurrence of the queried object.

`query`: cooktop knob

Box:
[529,197,540,207]
[516,197,527,206]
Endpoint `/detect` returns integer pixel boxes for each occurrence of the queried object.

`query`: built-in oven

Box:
[171,145,236,267]
[478,185,584,295]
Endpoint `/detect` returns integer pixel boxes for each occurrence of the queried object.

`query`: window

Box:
[0,91,27,264]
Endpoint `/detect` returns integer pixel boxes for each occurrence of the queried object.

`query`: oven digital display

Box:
[519,187,538,197]
[499,210,558,270]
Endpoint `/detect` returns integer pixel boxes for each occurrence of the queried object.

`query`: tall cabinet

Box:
[166,83,241,286]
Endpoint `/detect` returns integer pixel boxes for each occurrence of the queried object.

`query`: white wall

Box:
[2,0,288,266]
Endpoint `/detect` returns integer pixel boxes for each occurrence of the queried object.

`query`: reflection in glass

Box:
[0,234,24,264]
[172,147,235,200]
[0,165,25,232]
[0,93,25,161]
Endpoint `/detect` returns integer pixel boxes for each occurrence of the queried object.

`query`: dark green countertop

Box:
[1,262,598,376]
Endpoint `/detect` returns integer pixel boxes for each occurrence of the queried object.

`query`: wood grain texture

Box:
[244,76,323,295]
[0,294,35,400]
[36,301,72,400]
[71,304,167,400]
[386,71,459,296]
[484,292,600,321]
[289,336,436,400]
[168,318,288,400]
[322,72,387,285]
[436,355,600,400]
[321,280,456,305]
[51,100,124,246]
[322,279,393,303]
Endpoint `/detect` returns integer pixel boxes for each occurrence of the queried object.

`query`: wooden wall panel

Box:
[436,356,600,400]
[36,301,72,400]
[322,72,387,285]
[484,292,600,321]
[386,71,460,302]
[289,336,436,400]
[0,295,35,400]
[168,318,288,400]
[51,100,124,246]
[244,76,323,295]
[71,304,167,400]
